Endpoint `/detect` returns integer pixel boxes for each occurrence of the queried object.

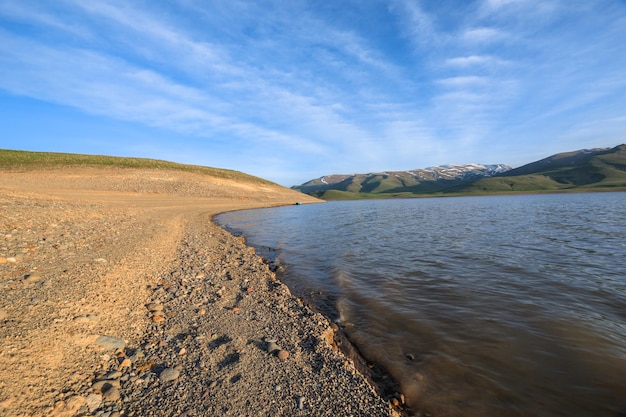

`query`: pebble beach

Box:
[0,168,405,417]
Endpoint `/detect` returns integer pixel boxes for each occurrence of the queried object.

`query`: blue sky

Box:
[1,0,625,185]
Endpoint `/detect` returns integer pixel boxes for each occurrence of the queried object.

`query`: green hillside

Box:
[0,149,276,186]
[295,144,626,200]
[294,165,508,198]
[450,144,626,194]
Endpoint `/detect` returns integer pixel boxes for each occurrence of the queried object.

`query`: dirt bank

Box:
[0,168,404,417]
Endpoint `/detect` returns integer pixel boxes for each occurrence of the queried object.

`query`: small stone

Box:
[146,302,163,312]
[405,353,415,361]
[277,350,290,360]
[7,257,16,263]
[209,380,217,389]
[24,274,43,283]
[128,350,144,363]
[195,272,205,279]
[152,314,165,323]
[197,308,206,316]
[118,358,132,369]
[0,257,6,264]
[232,307,240,312]
[267,342,280,353]
[92,380,121,391]
[64,395,86,413]
[95,335,126,351]
[390,397,400,407]
[53,400,65,412]
[104,371,123,379]
[159,368,180,383]
[179,348,187,356]
[297,396,305,410]
[102,385,120,402]
[85,393,102,412]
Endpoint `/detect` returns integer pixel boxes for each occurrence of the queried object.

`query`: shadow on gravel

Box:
[218,353,241,370]
[209,334,232,349]
[248,338,267,352]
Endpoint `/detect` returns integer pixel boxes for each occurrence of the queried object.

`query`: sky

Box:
[1,1,625,185]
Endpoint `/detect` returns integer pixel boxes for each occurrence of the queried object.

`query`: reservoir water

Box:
[216,193,626,417]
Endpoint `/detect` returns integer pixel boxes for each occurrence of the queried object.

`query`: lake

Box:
[216,193,626,417]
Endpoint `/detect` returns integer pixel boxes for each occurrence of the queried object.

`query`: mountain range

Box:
[292,144,626,199]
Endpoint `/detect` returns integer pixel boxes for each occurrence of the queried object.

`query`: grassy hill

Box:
[294,164,509,198]
[0,149,276,186]
[450,144,626,194]
[295,144,626,200]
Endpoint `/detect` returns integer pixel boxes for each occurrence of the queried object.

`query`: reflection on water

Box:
[217,193,626,417]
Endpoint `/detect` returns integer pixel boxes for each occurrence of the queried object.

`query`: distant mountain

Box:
[449,144,626,193]
[292,163,511,198]
[293,144,626,199]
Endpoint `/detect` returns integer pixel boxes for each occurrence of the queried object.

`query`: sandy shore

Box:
[0,168,405,417]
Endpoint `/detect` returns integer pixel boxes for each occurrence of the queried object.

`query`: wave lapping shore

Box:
[0,168,402,417]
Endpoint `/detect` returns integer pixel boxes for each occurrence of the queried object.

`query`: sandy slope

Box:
[0,168,405,417]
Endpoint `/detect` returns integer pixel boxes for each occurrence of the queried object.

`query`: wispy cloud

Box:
[436,76,491,87]
[460,27,508,43]
[483,0,533,10]
[0,0,625,183]
[388,0,442,48]
[445,55,511,68]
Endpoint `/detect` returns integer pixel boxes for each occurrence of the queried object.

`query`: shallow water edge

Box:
[216,193,626,417]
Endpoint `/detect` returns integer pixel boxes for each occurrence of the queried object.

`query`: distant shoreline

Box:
[312,187,626,201]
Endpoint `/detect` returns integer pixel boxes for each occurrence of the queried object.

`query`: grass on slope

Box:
[0,149,276,186]
[452,146,626,194]
[316,189,425,200]
[451,175,564,193]
[451,169,626,194]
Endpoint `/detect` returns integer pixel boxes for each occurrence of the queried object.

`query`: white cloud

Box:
[0,2,89,38]
[484,0,530,9]
[445,55,512,68]
[461,27,507,43]
[0,29,332,156]
[437,76,490,87]
[388,0,442,48]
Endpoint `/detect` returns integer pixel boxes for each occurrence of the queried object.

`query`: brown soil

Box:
[0,168,406,417]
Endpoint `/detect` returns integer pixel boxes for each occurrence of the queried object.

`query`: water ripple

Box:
[217,193,626,417]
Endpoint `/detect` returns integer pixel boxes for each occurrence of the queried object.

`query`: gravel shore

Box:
[0,168,405,417]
